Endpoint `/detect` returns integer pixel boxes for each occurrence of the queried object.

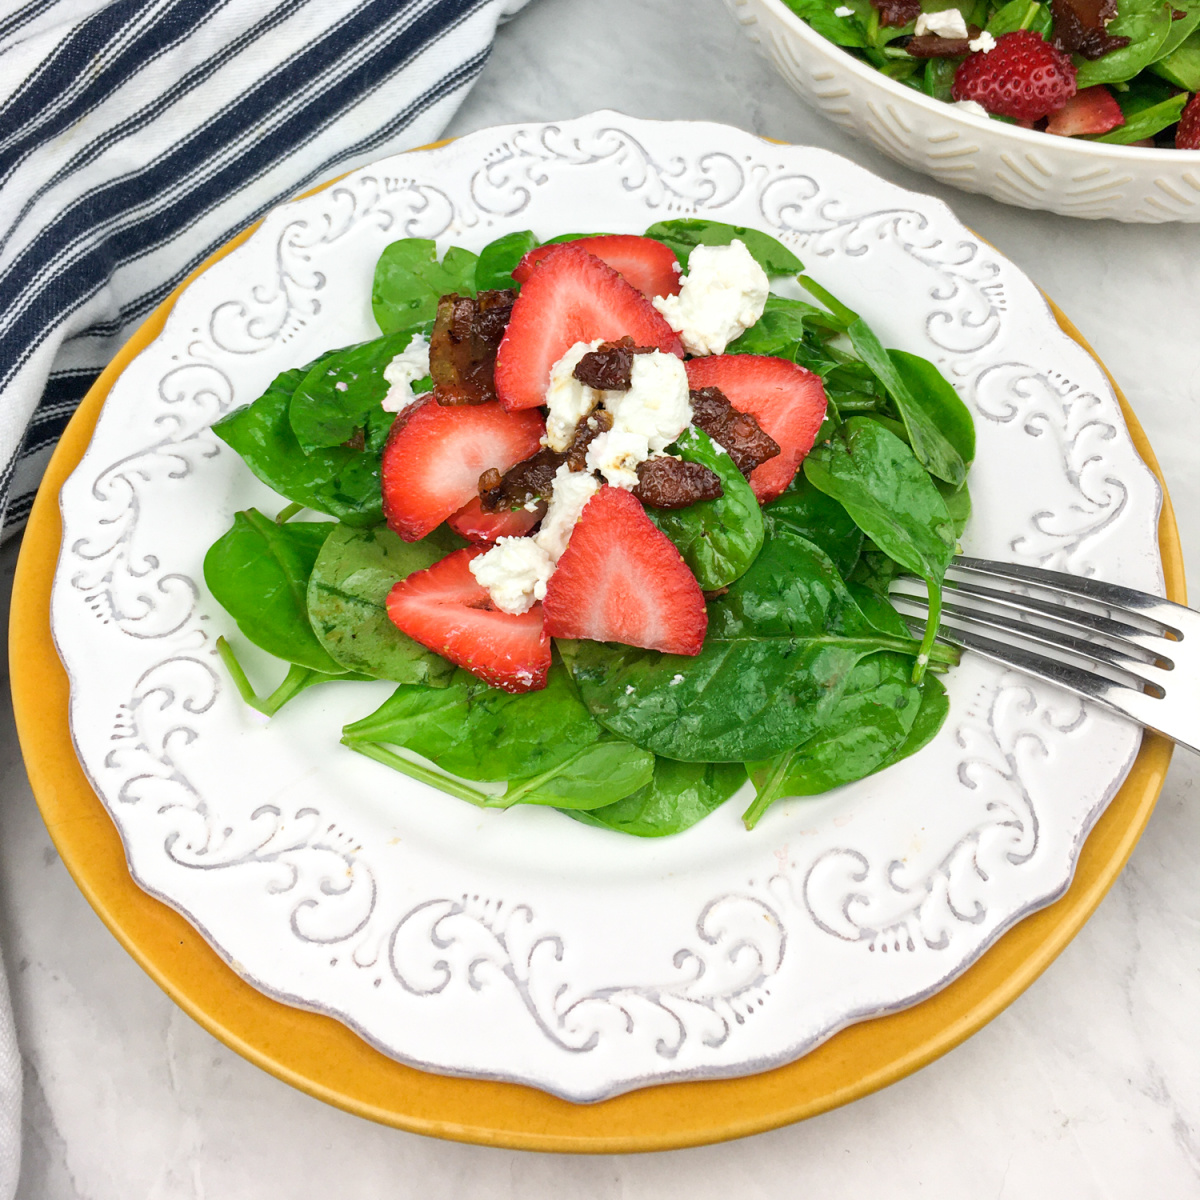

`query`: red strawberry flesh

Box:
[952,30,1077,121]
[494,245,683,412]
[447,495,545,543]
[386,547,550,693]
[1045,85,1124,136]
[513,236,683,299]
[685,355,827,503]
[381,399,545,542]
[1178,93,1200,150]
[542,487,707,656]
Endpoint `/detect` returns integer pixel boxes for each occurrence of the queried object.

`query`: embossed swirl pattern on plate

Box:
[51,114,1162,1101]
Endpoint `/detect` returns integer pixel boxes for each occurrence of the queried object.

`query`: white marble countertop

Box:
[4,0,1200,1194]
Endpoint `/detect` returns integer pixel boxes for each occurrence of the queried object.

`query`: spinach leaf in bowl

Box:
[1074,0,1175,88]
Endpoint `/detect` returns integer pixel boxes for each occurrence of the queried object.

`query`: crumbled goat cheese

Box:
[652,240,769,357]
[968,29,996,51]
[543,339,604,451]
[914,8,968,37]
[335,381,348,392]
[669,673,685,686]
[625,685,636,695]
[470,465,600,614]
[468,536,554,616]
[585,350,691,488]
[534,465,599,562]
[952,99,991,118]
[381,333,431,412]
[834,5,854,15]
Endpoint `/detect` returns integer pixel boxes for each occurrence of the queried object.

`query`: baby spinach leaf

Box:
[213,363,386,526]
[888,349,975,472]
[503,738,655,810]
[539,232,613,244]
[923,57,959,102]
[562,530,944,762]
[725,295,846,367]
[1151,29,1200,88]
[372,238,477,334]
[878,673,949,770]
[645,427,764,589]
[342,666,603,782]
[204,510,342,673]
[215,637,369,717]
[804,418,956,679]
[985,0,1052,37]
[1074,0,1174,87]
[847,320,968,486]
[642,219,803,275]
[1089,86,1188,142]
[937,478,972,538]
[765,475,864,577]
[848,581,911,637]
[783,0,871,46]
[1155,2,1200,57]
[306,524,458,685]
[289,326,429,454]
[742,651,922,828]
[569,760,748,837]
[475,230,538,292]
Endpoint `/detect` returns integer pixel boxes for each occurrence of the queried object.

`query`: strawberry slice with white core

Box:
[1045,85,1124,137]
[542,487,707,656]
[494,245,683,412]
[685,355,827,503]
[381,399,545,542]
[447,496,545,543]
[512,236,683,299]
[386,547,550,692]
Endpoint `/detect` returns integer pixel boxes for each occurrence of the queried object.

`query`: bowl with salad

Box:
[727,0,1200,220]
[49,113,1165,1102]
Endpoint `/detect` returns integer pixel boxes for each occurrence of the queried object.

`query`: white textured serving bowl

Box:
[726,0,1200,221]
[51,113,1163,1103]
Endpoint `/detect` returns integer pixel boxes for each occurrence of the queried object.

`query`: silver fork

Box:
[888,556,1199,753]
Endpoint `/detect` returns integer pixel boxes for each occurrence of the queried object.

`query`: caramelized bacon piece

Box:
[1051,0,1130,59]
[430,289,516,405]
[572,337,655,391]
[478,411,614,512]
[632,458,724,509]
[688,386,781,477]
[873,0,921,27]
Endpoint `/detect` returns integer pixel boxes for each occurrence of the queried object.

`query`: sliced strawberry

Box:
[494,246,683,412]
[386,547,550,692]
[542,487,706,655]
[381,400,544,542]
[512,236,682,299]
[447,495,546,543]
[685,355,827,503]
[952,30,1076,122]
[1178,93,1200,150]
[1046,86,1124,137]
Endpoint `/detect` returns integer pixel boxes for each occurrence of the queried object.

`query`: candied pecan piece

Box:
[688,386,781,477]
[873,0,921,27]
[904,33,972,56]
[564,408,613,471]
[572,337,656,391]
[430,288,516,405]
[478,447,564,512]
[1051,0,1129,58]
[632,457,724,509]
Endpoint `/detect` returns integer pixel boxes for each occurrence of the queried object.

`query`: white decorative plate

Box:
[726,0,1200,223]
[51,112,1162,1103]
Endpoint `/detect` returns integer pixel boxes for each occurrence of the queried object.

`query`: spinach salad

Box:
[204,220,970,836]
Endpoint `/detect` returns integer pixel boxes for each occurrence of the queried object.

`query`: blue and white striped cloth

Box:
[0,0,527,1192]
[0,0,529,540]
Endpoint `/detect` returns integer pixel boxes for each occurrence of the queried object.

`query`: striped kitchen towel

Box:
[0,0,530,540]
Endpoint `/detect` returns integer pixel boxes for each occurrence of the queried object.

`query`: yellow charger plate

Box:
[10,183,1182,1152]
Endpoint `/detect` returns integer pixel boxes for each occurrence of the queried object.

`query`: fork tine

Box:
[901,611,1196,753]
[942,576,1169,656]
[952,556,1187,635]
[891,590,1173,690]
